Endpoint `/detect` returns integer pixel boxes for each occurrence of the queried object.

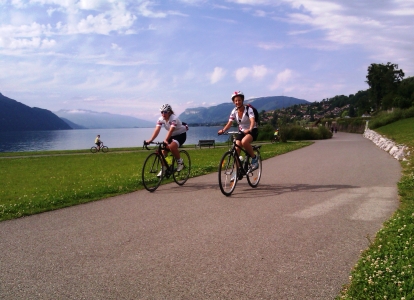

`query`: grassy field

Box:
[338,117,414,299]
[0,141,311,221]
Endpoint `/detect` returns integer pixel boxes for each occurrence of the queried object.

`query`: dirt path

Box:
[0,132,401,299]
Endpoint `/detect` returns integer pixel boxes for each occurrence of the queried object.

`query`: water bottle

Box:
[165,155,172,165]
[239,155,244,162]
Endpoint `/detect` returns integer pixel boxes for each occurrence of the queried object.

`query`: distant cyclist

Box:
[273,128,280,142]
[218,91,259,170]
[94,134,102,151]
[145,104,187,176]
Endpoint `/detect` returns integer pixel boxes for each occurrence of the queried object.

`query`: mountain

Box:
[0,93,72,132]
[179,96,310,124]
[55,109,154,129]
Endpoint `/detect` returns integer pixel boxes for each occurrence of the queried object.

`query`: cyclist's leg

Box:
[168,132,186,160]
[241,134,255,158]
[168,140,180,159]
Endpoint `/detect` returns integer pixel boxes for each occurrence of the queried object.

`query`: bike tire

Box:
[90,147,97,153]
[218,151,238,196]
[247,148,262,188]
[173,150,191,185]
[101,146,109,153]
[142,153,163,192]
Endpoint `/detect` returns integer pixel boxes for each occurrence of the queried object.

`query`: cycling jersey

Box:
[156,114,187,136]
[228,106,257,132]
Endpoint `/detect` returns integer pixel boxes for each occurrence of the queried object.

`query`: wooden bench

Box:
[195,139,215,149]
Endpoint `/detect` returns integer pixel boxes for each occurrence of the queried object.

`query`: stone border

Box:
[363,129,410,161]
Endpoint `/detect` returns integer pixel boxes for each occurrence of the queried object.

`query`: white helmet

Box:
[231,91,244,101]
[159,103,172,112]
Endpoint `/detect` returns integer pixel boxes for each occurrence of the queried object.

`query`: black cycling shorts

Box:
[169,132,187,147]
[236,128,258,142]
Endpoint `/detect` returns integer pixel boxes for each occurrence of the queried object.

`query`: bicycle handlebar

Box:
[218,131,239,136]
[143,140,167,150]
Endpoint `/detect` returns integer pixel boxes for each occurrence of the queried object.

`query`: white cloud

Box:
[137,1,168,18]
[210,67,226,84]
[235,67,250,82]
[235,65,269,82]
[270,69,293,90]
[257,42,284,50]
[252,65,268,78]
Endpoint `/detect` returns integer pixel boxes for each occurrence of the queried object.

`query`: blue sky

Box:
[1,0,413,121]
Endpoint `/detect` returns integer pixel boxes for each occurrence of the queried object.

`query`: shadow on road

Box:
[164,181,359,198]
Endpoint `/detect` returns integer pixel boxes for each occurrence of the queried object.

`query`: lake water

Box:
[0,127,233,152]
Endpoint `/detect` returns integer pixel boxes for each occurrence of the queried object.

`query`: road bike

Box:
[142,141,191,192]
[271,135,280,143]
[218,131,262,196]
[90,143,109,153]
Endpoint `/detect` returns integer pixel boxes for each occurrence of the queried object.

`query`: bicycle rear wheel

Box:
[90,147,97,153]
[247,148,262,188]
[142,153,163,192]
[101,146,109,153]
[173,150,191,185]
[218,151,238,196]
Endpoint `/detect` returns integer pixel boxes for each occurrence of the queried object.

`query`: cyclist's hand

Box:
[218,129,224,135]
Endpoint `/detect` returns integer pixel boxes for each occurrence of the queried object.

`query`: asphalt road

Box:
[0,132,401,300]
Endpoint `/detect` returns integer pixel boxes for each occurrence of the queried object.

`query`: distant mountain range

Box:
[0,93,310,132]
[179,96,310,124]
[54,109,154,129]
[0,93,71,132]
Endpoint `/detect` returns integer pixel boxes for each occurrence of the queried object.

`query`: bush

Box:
[369,107,414,129]
[282,125,332,141]
[257,124,276,141]
[335,117,367,133]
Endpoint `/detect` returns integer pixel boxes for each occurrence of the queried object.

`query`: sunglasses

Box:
[161,111,169,114]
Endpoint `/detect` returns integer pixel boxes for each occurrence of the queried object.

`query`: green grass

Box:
[338,117,414,299]
[0,141,311,221]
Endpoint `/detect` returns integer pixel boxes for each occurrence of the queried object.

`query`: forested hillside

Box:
[0,93,71,132]
[179,96,309,125]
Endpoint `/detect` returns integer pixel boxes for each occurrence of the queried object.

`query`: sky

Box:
[1,0,413,121]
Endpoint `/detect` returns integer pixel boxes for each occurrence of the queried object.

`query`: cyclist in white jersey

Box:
[146,104,187,176]
[218,91,259,171]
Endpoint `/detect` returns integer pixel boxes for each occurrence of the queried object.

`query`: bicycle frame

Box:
[218,131,262,196]
[142,141,191,192]
[143,142,174,177]
[227,132,254,177]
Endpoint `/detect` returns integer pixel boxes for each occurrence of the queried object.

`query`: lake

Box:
[0,127,233,152]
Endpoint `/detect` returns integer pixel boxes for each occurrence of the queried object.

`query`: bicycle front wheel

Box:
[90,147,97,153]
[173,150,191,185]
[142,153,163,192]
[247,148,262,188]
[101,146,109,153]
[218,151,238,196]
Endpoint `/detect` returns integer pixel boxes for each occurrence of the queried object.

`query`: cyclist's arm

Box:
[218,120,233,134]
[164,126,175,144]
[243,117,255,134]
[147,126,161,143]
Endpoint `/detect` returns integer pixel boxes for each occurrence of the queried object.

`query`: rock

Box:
[363,129,408,161]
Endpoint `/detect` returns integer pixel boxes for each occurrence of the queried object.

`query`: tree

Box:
[270,110,278,127]
[366,62,405,110]
[348,105,356,117]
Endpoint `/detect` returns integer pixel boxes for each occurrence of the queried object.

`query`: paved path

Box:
[0,132,401,299]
